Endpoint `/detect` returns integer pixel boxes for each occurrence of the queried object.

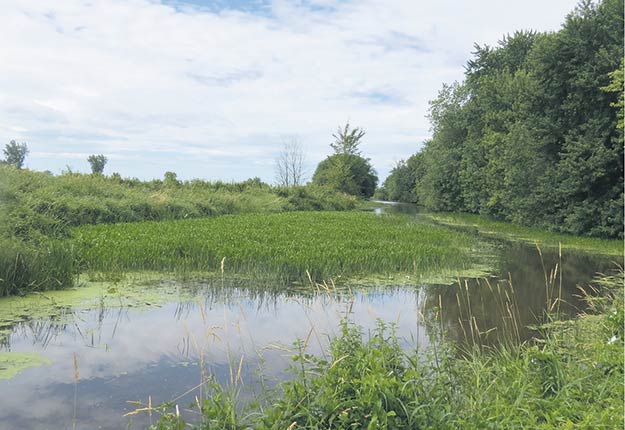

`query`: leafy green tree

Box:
[313,154,377,198]
[87,154,108,175]
[313,123,377,198]
[163,171,181,187]
[416,83,467,211]
[3,140,28,169]
[409,0,623,238]
[382,153,423,203]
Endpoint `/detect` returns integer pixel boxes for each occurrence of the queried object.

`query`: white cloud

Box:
[1,0,578,181]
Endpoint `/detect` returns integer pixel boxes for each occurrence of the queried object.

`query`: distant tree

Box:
[3,140,29,169]
[163,171,181,187]
[87,154,107,174]
[330,122,365,155]
[313,123,377,198]
[382,154,423,203]
[275,138,306,187]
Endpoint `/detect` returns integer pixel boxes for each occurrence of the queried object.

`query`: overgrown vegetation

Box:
[378,0,624,239]
[150,271,624,430]
[0,166,357,295]
[313,123,378,198]
[72,211,486,282]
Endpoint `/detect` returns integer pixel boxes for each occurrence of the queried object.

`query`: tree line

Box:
[378,0,624,239]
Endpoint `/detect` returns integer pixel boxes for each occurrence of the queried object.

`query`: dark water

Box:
[0,209,618,429]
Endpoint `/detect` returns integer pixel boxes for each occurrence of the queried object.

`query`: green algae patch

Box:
[0,352,51,380]
[0,273,195,332]
[340,264,495,289]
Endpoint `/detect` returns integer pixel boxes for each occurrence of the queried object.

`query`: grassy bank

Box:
[423,213,623,256]
[149,271,623,430]
[0,166,357,295]
[72,211,489,283]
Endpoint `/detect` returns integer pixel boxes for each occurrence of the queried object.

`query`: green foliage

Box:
[330,122,366,155]
[423,212,623,256]
[3,140,28,169]
[0,237,76,296]
[313,123,378,198]
[379,153,423,203]
[72,211,483,282]
[407,0,624,238]
[0,166,356,295]
[602,59,624,129]
[87,154,107,174]
[274,185,358,211]
[261,321,452,430]
[312,154,378,198]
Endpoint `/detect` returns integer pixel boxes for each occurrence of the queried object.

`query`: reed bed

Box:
[72,212,485,283]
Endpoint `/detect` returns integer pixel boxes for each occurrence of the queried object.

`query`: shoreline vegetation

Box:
[422,212,623,256]
[0,166,357,295]
[141,270,623,430]
[1,165,622,297]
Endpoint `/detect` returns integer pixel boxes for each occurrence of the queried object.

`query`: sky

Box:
[1,0,580,183]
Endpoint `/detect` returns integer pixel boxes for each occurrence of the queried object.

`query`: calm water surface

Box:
[0,207,617,429]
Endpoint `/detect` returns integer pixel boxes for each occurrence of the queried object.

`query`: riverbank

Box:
[421,212,623,256]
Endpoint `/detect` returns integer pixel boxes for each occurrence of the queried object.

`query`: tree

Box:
[163,171,181,187]
[313,123,377,198]
[3,140,28,169]
[331,122,365,155]
[409,0,623,238]
[382,153,423,203]
[275,138,306,187]
[87,154,108,174]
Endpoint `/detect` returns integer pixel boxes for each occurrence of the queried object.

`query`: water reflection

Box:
[0,243,617,430]
[371,200,421,215]
[424,243,614,347]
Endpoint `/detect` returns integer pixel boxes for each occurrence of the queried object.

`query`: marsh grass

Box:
[72,212,489,284]
[0,237,76,296]
[0,166,357,295]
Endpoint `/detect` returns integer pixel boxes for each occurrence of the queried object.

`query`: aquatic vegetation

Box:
[72,212,490,283]
[423,212,623,256]
[0,274,203,336]
[0,237,76,296]
[0,352,51,380]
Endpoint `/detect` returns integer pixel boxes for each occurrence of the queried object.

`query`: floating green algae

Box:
[0,273,193,333]
[0,352,51,380]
